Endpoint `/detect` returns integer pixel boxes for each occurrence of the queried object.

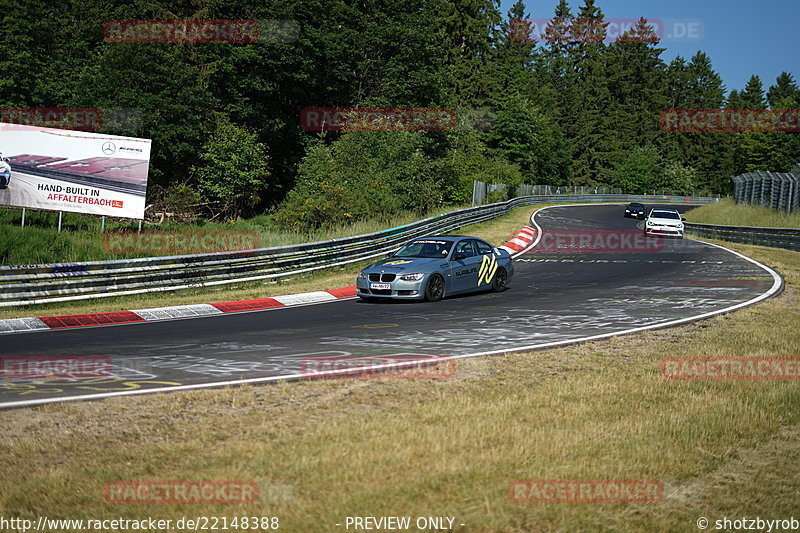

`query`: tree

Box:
[686,51,725,108]
[766,73,800,171]
[767,72,800,108]
[661,52,730,192]
[193,118,271,220]
[486,96,568,183]
[606,18,667,168]
[568,0,614,185]
[740,75,767,109]
[437,0,503,106]
[609,146,662,194]
[658,161,698,194]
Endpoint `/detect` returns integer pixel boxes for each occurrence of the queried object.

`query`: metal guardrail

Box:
[0,194,719,307]
[685,222,800,252]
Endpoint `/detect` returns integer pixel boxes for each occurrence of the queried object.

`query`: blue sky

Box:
[502,0,800,94]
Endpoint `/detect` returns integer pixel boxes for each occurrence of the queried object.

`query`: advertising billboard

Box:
[0,122,151,219]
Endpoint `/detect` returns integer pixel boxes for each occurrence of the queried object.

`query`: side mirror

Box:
[452,253,467,261]
[386,251,395,257]
[681,217,687,222]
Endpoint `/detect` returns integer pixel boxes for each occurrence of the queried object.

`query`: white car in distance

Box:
[643,209,686,238]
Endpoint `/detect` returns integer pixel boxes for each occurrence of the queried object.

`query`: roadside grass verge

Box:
[685,197,800,228]
[0,241,797,532]
[0,205,477,265]
[0,204,538,319]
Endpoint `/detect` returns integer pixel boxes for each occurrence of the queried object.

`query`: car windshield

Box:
[394,240,453,258]
[629,204,643,208]
[651,211,680,219]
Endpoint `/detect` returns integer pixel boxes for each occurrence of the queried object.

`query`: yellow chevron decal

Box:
[477,254,498,285]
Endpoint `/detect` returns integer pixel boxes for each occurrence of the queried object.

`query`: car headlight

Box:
[399,273,424,281]
[677,224,683,228]
[647,221,654,226]
[358,271,367,279]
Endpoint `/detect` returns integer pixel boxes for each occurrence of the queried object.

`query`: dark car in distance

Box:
[624,202,646,219]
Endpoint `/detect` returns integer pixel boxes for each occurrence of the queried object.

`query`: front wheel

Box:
[424,274,445,302]
[492,267,508,292]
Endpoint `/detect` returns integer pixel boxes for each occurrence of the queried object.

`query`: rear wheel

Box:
[492,267,508,292]
[424,274,445,302]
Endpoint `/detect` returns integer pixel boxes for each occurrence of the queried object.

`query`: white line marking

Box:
[132,304,223,321]
[0,204,783,409]
[274,291,337,306]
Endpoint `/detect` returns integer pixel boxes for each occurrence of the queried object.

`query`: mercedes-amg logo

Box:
[102,141,116,155]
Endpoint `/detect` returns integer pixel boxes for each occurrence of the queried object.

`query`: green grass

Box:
[0,241,797,532]
[685,197,800,228]
[0,204,473,265]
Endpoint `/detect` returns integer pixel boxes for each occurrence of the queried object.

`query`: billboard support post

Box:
[57,211,63,232]
[138,219,142,233]
[101,216,106,233]
[21,208,25,228]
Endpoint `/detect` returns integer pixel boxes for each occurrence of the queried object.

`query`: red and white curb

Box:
[0,286,357,335]
[499,226,537,257]
[0,227,537,335]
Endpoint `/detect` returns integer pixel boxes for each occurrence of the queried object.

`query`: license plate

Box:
[370,283,391,290]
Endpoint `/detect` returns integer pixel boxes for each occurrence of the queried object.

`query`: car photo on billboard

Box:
[0,152,11,188]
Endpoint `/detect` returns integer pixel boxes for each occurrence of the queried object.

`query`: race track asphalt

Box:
[0,204,782,408]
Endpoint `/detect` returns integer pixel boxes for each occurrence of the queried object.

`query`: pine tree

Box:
[437,0,504,106]
[673,52,730,192]
[740,75,767,109]
[767,72,800,108]
[606,18,667,168]
[686,52,725,108]
[765,73,800,171]
[664,56,691,108]
[490,1,538,101]
[568,0,614,185]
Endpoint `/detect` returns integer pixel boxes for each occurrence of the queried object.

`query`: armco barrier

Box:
[685,222,800,252]
[0,194,717,307]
